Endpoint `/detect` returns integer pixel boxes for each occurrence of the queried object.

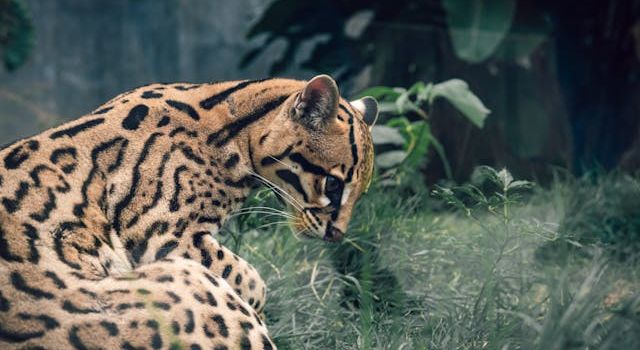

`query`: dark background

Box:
[2,0,640,183]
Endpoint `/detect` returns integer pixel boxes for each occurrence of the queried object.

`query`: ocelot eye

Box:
[325,175,342,194]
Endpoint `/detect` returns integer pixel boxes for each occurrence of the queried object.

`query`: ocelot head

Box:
[253,75,378,241]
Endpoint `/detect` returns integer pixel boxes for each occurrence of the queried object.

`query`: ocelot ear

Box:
[351,96,379,129]
[292,75,339,129]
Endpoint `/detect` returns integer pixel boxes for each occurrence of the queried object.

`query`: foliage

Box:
[221,169,640,349]
[0,0,34,71]
[433,166,534,218]
[241,0,366,77]
[442,0,516,63]
[362,79,490,187]
[541,172,640,261]
[243,0,548,78]
[241,0,446,79]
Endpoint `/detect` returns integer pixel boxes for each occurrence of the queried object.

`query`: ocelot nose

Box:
[323,225,344,242]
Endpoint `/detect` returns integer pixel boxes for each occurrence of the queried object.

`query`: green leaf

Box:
[442,0,516,63]
[507,180,534,191]
[408,81,426,95]
[497,168,514,190]
[395,82,426,115]
[377,102,397,114]
[429,79,491,128]
[386,117,412,130]
[358,86,402,101]
[417,83,433,102]
[375,150,407,168]
[371,125,405,146]
[456,184,488,204]
[471,165,500,185]
[432,186,469,212]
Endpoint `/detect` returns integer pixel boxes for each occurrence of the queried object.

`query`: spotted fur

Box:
[0,75,377,349]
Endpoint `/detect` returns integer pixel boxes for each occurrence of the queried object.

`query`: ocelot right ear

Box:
[350,96,379,130]
[292,75,339,129]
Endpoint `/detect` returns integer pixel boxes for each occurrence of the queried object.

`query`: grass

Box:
[219,170,640,349]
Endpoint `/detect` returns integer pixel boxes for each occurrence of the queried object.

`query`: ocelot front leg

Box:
[156,230,267,314]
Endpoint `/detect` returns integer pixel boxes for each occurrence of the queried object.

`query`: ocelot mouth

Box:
[323,225,344,242]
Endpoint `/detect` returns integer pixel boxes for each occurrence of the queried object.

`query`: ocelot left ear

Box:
[293,75,339,129]
[351,96,379,129]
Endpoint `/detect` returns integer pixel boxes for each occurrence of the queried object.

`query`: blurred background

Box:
[2,1,640,349]
[3,0,640,182]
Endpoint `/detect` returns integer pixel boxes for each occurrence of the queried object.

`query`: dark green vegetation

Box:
[0,0,33,71]
[246,0,640,181]
[222,169,640,349]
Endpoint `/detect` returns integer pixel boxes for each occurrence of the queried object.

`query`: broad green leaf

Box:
[378,101,397,113]
[358,86,402,101]
[429,79,490,128]
[375,150,407,168]
[377,102,397,114]
[442,0,516,63]
[371,125,405,146]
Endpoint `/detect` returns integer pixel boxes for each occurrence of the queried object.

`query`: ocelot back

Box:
[0,74,377,349]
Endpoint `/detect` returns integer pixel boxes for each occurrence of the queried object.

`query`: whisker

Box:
[248,170,304,211]
[268,156,295,171]
[291,214,317,240]
[255,220,292,230]
[255,179,302,212]
[235,206,294,217]
[234,207,291,215]
[233,209,293,217]
[249,171,302,209]
[248,170,299,205]
[227,211,294,221]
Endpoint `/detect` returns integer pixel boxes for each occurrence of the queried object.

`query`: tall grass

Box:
[220,170,640,349]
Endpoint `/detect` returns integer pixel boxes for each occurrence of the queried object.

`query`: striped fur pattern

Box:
[0,75,377,349]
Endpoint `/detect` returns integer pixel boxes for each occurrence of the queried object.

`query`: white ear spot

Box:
[350,96,379,128]
[350,99,366,113]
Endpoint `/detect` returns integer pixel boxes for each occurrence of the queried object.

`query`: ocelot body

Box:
[0,75,377,349]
